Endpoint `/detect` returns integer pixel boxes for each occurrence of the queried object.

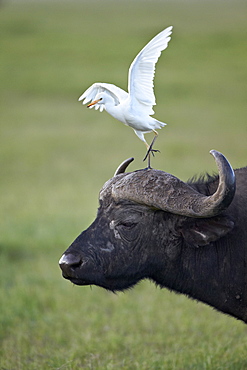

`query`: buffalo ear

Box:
[181,216,234,247]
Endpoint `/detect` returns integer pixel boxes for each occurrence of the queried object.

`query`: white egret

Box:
[79,26,173,167]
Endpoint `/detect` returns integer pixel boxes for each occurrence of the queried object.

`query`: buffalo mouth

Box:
[62,270,141,292]
[64,276,92,286]
[61,272,93,286]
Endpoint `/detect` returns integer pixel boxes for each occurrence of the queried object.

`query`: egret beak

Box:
[87,99,101,108]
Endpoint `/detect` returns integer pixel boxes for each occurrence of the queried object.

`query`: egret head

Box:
[87,93,104,108]
[87,91,117,110]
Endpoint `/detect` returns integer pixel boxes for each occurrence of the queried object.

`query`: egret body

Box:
[79,26,173,165]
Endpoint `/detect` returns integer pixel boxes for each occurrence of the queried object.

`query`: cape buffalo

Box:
[59,150,247,323]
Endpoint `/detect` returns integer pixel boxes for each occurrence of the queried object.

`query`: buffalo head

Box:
[59,150,236,292]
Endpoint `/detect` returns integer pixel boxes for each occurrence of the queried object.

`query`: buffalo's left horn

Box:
[114,157,134,176]
[112,150,236,218]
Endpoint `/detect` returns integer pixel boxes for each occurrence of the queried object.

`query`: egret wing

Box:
[128,26,173,112]
[79,83,128,111]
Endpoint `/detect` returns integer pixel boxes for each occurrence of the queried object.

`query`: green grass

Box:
[0,0,247,368]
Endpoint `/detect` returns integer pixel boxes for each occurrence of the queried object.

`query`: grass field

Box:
[1,0,247,368]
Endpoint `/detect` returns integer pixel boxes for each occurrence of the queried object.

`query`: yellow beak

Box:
[87,99,101,108]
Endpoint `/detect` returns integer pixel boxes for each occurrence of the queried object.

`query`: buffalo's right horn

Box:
[112,150,236,218]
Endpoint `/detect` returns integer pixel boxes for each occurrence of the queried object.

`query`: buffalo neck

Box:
[151,231,247,323]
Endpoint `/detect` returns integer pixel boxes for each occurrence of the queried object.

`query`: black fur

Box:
[60,167,247,323]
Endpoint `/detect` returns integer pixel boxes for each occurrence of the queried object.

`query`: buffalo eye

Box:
[118,221,137,229]
[111,208,144,241]
[115,220,141,243]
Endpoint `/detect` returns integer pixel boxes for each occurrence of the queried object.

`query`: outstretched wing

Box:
[128,26,173,113]
[78,82,128,112]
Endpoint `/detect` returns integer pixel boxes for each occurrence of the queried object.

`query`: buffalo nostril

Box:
[59,253,83,279]
[59,253,82,270]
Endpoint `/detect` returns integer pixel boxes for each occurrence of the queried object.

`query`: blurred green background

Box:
[0,0,247,368]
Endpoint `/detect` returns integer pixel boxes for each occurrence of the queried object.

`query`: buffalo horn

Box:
[112,150,236,218]
[114,157,134,176]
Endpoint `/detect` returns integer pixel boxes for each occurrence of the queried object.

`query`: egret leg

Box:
[144,147,155,169]
[143,131,160,164]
